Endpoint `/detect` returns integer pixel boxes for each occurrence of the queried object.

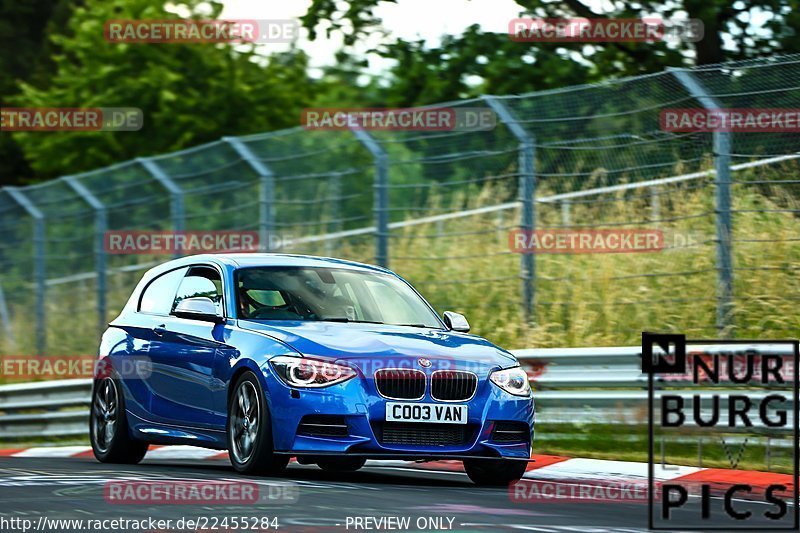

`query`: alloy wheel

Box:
[230,381,260,463]
[91,379,118,453]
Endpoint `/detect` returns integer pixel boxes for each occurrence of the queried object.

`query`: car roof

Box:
[152,253,391,274]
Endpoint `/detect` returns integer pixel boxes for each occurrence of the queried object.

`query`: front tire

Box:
[227,372,289,475]
[463,459,528,486]
[317,457,367,472]
[90,377,148,464]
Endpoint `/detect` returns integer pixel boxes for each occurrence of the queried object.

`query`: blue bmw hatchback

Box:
[90,254,535,485]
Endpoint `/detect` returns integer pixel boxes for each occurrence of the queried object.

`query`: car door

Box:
[144,265,231,429]
[120,266,189,423]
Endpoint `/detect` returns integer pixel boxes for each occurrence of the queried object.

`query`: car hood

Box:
[237,320,517,373]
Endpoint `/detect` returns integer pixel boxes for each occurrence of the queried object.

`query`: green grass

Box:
[533,424,795,474]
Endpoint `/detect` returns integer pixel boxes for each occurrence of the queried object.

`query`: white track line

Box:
[523,458,700,482]
[11,446,92,458]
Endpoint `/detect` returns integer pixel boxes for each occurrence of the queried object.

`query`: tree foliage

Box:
[9,0,316,180]
[3,0,798,184]
[302,0,800,105]
[0,0,71,185]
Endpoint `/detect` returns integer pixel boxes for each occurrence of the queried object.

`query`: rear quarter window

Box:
[138,267,188,315]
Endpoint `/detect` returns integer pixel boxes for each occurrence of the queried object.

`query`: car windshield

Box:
[236,266,443,328]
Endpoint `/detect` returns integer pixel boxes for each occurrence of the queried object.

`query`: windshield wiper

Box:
[320,318,386,324]
[396,323,431,328]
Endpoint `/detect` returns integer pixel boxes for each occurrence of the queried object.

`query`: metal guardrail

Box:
[0,345,795,440]
[519,344,796,432]
[0,379,91,439]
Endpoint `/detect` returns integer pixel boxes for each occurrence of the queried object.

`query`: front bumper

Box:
[263,366,535,460]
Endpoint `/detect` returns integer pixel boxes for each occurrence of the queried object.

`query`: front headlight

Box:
[489,365,532,397]
[270,356,356,388]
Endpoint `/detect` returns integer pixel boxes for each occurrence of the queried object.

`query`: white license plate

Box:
[385,402,467,424]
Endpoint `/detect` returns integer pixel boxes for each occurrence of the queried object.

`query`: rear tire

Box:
[90,377,148,464]
[227,372,289,475]
[463,459,527,486]
[316,457,366,472]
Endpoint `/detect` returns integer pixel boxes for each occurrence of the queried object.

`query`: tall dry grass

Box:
[1,162,798,355]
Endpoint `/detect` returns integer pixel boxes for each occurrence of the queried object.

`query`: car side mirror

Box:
[173,297,224,324]
[443,311,470,333]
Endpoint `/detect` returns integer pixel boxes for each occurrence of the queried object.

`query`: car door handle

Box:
[153,325,167,337]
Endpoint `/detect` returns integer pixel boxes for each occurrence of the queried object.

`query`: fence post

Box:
[484,96,536,324]
[350,128,389,268]
[0,279,15,350]
[5,187,46,354]
[64,175,107,337]
[651,185,661,221]
[137,157,184,258]
[224,137,276,252]
[671,69,734,336]
[326,171,343,256]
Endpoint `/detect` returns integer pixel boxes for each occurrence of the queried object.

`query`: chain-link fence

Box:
[1,55,799,355]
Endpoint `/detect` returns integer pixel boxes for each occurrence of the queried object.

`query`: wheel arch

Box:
[227,359,273,411]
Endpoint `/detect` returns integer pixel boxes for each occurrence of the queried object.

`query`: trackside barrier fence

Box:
[1,55,799,354]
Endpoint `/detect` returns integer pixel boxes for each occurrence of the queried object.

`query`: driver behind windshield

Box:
[235,266,442,329]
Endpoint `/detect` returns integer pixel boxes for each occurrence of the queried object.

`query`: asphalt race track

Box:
[0,455,790,532]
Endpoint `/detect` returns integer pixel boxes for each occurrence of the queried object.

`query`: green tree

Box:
[0,0,74,186]
[302,0,800,103]
[310,50,384,107]
[373,26,594,106]
[11,0,315,179]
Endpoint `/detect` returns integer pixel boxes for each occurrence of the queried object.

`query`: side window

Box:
[138,268,189,315]
[172,266,224,315]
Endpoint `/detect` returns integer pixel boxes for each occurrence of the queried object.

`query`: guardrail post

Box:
[698,436,703,467]
[0,278,15,350]
[350,127,389,267]
[224,137,276,252]
[484,96,536,324]
[671,69,734,336]
[137,157,184,258]
[766,437,771,471]
[5,187,46,354]
[64,176,107,337]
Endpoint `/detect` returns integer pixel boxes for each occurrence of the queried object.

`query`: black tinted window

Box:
[139,268,188,314]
